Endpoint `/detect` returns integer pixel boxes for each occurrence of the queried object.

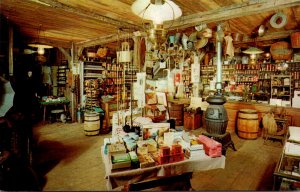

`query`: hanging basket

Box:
[270,41,293,60]
[291,32,300,48]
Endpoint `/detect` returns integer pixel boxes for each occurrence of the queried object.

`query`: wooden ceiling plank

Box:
[169,0,300,30]
[75,32,133,48]
[35,0,141,30]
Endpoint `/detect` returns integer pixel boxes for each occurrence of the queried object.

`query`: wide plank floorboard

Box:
[31,122,283,191]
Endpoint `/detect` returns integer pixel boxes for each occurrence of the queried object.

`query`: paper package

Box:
[197,135,222,157]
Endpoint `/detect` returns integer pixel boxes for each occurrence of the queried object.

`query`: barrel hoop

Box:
[238,130,258,133]
[239,110,257,114]
[84,129,100,132]
[205,117,228,122]
[238,117,258,120]
[84,119,100,122]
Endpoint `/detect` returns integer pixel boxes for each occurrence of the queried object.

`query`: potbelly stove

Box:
[203,24,236,155]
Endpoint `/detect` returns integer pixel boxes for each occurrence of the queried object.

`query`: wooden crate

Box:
[184,112,201,130]
[101,100,118,134]
[168,103,184,126]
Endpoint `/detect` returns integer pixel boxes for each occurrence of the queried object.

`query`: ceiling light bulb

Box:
[131,0,182,25]
[37,47,45,55]
[250,54,256,59]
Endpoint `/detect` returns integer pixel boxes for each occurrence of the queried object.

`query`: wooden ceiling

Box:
[0,0,300,50]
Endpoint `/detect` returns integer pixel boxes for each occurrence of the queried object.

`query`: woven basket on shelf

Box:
[270,41,293,60]
[291,32,300,48]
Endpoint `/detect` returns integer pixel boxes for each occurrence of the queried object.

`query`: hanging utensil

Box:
[258,25,266,37]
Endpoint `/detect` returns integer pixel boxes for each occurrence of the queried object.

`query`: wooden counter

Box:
[168,98,300,133]
[223,101,300,133]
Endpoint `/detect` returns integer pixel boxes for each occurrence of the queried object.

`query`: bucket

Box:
[237,109,259,139]
[84,112,100,136]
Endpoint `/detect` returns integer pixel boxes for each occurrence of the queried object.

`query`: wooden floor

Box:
[31,122,283,191]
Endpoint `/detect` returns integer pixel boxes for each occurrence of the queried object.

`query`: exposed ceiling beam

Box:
[168,0,300,30]
[74,0,300,48]
[33,0,141,30]
[26,37,73,48]
[233,29,300,44]
[75,32,133,48]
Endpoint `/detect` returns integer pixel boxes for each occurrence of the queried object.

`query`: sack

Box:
[262,113,277,134]
[117,42,132,63]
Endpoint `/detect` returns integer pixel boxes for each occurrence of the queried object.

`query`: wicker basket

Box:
[291,32,300,48]
[270,41,293,60]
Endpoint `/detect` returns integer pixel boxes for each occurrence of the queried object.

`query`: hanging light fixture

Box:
[131,0,182,50]
[243,46,264,64]
[28,25,53,55]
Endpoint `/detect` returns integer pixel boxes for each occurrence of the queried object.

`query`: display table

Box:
[40,98,70,123]
[101,146,225,190]
[273,127,300,190]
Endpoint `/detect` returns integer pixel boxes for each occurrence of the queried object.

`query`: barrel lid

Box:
[239,109,257,113]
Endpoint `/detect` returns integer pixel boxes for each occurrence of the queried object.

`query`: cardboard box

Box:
[138,154,156,168]
[111,153,131,170]
[169,153,184,163]
[160,146,171,157]
[172,144,182,155]
[158,156,169,164]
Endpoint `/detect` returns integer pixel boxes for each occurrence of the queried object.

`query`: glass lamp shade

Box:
[243,47,264,55]
[131,0,182,25]
[28,43,53,49]
[28,43,53,55]
[243,47,263,65]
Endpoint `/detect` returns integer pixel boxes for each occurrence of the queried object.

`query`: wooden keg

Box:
[84,112,100,136]
[169,103,184,126]
[237,109,259,139]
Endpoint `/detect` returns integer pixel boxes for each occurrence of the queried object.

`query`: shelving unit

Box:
[81,57,139,132]
[201,65,215,85]
[57,60,69,96]
[83,61,106,109]
[271,75,291,103]
[288,62,300,91]
[199,62,300,102]
[182,65,192,98]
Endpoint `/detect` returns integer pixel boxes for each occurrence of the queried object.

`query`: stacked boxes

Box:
[158,144,184,164]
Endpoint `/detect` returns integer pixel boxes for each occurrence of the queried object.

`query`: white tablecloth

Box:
[101,146,226,190]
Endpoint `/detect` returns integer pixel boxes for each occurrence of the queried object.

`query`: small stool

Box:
[202,132,237,155]
[50,109,64,123]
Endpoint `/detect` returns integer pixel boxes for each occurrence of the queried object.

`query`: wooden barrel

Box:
[84,112,100,136]
[237,109,259,139]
